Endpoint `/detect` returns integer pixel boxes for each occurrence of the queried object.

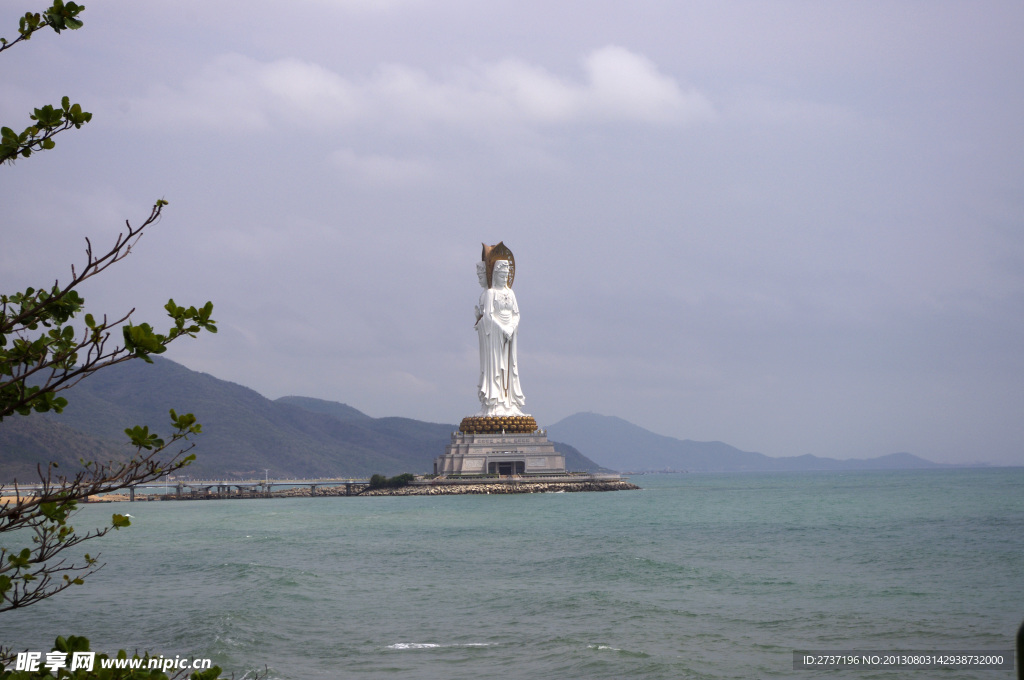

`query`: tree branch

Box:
[0,1,85,55]
[0,200,216,421]
[0,412,202,612]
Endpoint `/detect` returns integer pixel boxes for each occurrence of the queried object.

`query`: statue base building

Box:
[434,429,566,476]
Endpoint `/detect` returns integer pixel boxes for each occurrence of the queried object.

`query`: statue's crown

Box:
[481,241,515,288]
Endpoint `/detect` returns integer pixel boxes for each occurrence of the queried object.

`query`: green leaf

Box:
[122,323,168,359]
[8,547,32,569]
[124,425,164,449]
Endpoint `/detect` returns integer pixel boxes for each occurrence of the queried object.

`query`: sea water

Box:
[2,469,1022,679]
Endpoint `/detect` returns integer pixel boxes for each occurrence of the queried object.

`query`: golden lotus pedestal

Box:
[458,415,538,434]
[433,421,566,476]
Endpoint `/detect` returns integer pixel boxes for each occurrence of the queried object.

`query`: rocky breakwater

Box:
[271,486,355,498]
[360,480,639,496]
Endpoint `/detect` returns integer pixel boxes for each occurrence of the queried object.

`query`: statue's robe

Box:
[475,284,525,415]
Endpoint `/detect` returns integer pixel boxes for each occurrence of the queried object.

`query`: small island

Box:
[430,242,635,495]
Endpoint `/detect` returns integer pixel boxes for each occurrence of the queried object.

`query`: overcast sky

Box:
[3,1,1022,465]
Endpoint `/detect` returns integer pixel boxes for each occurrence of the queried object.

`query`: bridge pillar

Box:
[129,487,135,502]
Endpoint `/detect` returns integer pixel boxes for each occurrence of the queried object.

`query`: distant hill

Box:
[551,440,615,473]
[274,396,372,421]
[0,358,607,480]
[546,412,946,472]
[2,360,944,481]
[0,414,129,480]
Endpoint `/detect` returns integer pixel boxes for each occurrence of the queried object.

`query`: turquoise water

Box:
[3,469,1022,679]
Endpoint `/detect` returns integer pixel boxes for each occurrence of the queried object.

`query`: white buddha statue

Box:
[475,246,526,417]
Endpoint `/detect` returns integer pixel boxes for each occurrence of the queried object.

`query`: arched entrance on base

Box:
[488,460,525,475]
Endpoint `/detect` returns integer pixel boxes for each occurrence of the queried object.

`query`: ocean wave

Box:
[587,643,650,658]
[387,642,494,650]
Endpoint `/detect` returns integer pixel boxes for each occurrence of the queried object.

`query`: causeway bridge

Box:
[125,478,372,501]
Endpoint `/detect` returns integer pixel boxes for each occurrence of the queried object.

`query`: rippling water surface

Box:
[3,469,1022,679]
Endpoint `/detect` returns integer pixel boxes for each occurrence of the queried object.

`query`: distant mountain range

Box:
[546,412,949,472]
[0,358,954,481]
[0,358,600,480]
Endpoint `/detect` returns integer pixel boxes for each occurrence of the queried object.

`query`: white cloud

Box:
[580,46,712,123]
[125,54,361,132]
[255,58,363,124]
[477,59,579,123]
[471,46,714,125]
[130,55,271,131]
[126,46,712,135]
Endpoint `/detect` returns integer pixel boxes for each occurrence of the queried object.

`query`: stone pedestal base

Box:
[434,429,565,476]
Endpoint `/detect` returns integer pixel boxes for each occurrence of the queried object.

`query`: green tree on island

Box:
[1,3,220,678]
[368,473,416,489]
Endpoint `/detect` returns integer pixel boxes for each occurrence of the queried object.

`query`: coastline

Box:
[2,478,640,502]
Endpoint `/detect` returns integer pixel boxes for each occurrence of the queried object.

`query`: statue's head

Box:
[492,259,511,288]
[476,261,487,288]
[481,241,515,288]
